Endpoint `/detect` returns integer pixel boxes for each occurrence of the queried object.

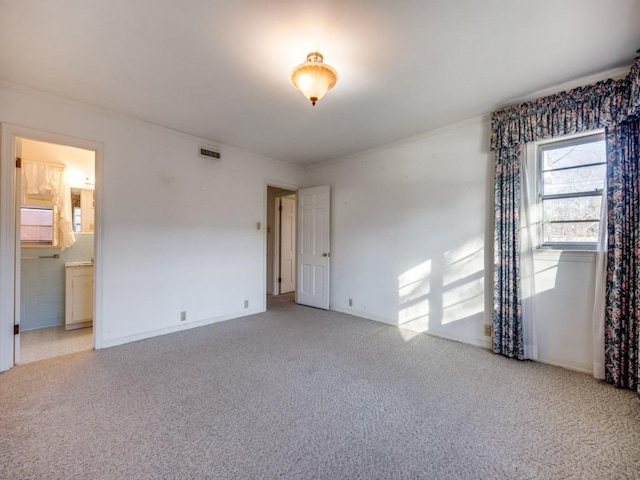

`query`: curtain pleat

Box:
[491,77,633,151]
[604,118,640,397]
[493,146,524,359]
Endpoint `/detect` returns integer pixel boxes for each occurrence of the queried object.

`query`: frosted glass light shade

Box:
[290,52,338,106]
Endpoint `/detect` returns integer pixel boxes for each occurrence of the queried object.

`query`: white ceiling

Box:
[1,0,639,165]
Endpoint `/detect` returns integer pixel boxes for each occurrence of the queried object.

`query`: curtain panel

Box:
[22,161,76,250]
[629,51,640,117]
[493,146,524,359]
[490,49,640,397]
[605,118,640,394]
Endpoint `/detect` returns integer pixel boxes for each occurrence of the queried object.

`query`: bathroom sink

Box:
[64,261,94,267]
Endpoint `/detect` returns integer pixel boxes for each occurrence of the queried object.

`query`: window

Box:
[538,133,606,248]
[21,206,59,246]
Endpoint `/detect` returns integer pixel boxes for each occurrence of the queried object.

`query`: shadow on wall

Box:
[396,236,595,372]
[397,236,485,341]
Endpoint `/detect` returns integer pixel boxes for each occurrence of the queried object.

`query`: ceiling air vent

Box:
[199,146,221,159]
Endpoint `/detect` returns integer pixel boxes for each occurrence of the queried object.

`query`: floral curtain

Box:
[491,49,640,397]
[491,79,631,151]
[493,146,524,359]
[604,118,640,395]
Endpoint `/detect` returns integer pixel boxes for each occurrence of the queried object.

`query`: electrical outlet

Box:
[180,311,187,322]
[483,324,492,336]
[348,298,353,307]
[244,300,249,309]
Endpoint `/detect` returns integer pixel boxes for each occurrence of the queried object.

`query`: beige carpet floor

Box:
[1,301,639,479]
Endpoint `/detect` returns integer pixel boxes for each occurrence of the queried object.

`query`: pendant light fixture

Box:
[290,52,338,106]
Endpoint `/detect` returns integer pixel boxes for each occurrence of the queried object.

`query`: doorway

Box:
[266,186,296,308]
[264,184,332,311]
[16,137,96,364]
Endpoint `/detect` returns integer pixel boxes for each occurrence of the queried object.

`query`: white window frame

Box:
[535,131,605,251]
[20,205,60,248]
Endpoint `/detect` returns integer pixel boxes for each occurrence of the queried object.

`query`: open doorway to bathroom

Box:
[17,137,96,364]
[266,185,296,309]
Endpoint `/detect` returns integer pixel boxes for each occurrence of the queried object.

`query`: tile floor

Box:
[19,325,93,364]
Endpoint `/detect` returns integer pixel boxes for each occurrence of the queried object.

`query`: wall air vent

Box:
[199,147,221,159]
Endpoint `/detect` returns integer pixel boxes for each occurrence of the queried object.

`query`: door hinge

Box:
[278,277,282,283]
[14,324,19,335]
[16,157,21,168]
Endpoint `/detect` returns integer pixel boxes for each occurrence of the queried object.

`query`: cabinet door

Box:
[71,271,93,322]
[66,267,93,328]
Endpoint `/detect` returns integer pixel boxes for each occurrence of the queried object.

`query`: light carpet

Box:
[1,301,639,479]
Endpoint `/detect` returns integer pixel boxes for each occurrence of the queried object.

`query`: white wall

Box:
[0,81,599,374]
[305,118,493,348]
[0,83,304,363]
[531,251,596,373]
[305,117,597,373]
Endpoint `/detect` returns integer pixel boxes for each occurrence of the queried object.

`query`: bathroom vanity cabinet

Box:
[65,262,94,330]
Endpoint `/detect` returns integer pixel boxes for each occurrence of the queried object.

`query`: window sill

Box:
[534,248,597,263]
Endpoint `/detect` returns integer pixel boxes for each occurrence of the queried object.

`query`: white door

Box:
[279,195,296,294]
[296,185,330,309]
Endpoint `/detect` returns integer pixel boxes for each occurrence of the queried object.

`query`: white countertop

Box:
[64,261,94,268]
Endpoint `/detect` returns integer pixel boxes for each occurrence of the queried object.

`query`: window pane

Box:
[21,225,54,243]
[542,196,602,222]
[22,207,53,226]
[21,207,54,243]
[543,164,605,195]
[543,139,606,170]
[543,221,600,244]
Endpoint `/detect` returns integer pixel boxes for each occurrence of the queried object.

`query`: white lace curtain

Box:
[22,160,75,250]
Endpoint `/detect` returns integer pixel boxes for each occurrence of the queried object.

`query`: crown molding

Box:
[498,65,631,109]
[306,114,490,171]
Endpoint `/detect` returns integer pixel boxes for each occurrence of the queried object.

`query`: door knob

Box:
[322,252,330,257]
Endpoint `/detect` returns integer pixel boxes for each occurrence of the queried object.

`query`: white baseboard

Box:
[99,304,594,377]
[535,355,593,375]
[332,305,396,326]
[99,308,264,349]
[421,328,492,350]
[332,308,597,374]
[331,306,491,349]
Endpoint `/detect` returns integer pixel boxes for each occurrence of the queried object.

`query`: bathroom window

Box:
[21,206,59,246]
